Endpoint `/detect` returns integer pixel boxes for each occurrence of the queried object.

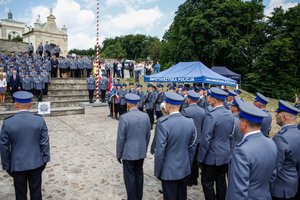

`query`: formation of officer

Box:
[116,93,151,200]
[0,91,50,199]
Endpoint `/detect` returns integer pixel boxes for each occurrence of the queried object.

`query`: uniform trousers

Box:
[35,89,43,102]
[114,103,120,118]
[10,88,20,102]
[146,109,154,129]
[123,159,144,200]
[43,83,49,95]
[155,110,162,120]
[161,178,187,200]
[100,89,106,102]
[186,144,200,186]
[12,165,44,200]
[51,66,58,78]
[201,163,228,200]
[120,104,127,115]
[88,90,94,103]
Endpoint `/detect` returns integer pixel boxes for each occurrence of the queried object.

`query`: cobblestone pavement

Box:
[0,107,204,200]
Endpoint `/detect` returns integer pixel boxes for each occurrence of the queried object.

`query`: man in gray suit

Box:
[226,102,277,200]
[0,91,50,200]
[198,87,234,200]
[181,90,205,186]
[271,100,300,200]
[154,91,197,200]
[253,92,272,137]
[116,93,151,200]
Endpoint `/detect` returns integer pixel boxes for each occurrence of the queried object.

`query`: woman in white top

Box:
[0,73,7,103]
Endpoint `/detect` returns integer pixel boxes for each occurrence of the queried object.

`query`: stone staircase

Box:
[0,78,105,120]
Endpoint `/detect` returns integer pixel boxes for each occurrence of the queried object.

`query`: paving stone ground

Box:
[0,107,205,200]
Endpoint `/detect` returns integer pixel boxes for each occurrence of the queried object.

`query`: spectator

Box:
[129,61,134,78]
[0,73,7,103]
[117,62,122,78]
[154,61,161,74]
[9,70,21,102]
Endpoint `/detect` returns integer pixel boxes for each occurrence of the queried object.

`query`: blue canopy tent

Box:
[144,61,237,87]
[211,66,241,81]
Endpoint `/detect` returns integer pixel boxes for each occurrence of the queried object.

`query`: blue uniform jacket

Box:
[145,91,156,110]
[181,103,205,144]
[116,108,151,160]
[261,109,272,137]
[271,125,300,198]
[154,113,197,180]
[229,115,243,150]
[198,106,234,165]
[86,77,95,90]
[0,111,50,171]
[226,132,277,200]
[137,91,145,109]
[154,92,164,111]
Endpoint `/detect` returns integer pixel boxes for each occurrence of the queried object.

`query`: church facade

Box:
[23,9,68,56]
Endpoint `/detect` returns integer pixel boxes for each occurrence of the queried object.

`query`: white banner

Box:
[38,102,51,115]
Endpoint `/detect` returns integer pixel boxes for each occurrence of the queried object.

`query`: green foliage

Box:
[11,36,23,42]
[101,34,162,61]
[160,0,300,101]
[68,48,96,56]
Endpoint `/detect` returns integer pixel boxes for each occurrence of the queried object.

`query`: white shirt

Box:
[169,111,180,116]
[0,78,7,87]
[243,130,261,140]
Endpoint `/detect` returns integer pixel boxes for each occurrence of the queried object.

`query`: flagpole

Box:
[95,0,100,103]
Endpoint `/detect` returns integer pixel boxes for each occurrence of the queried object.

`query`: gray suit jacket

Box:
[154,113,197,180]
[181,103,205,144]
[261,109,272,137]
[0,111,50,172]
[116,108,151,160]
[198,106,234,165]
[271,125,300,198]
[226,132,277,200]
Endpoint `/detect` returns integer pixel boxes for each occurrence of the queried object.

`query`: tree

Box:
[68,48,96,56]
[11,36,23,42]
[101,42,126,60]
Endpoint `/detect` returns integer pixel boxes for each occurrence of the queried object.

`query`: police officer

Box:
[181,90,205,186]
[116,93,151,200]
[271,100,300,200]
[33,73,44,102]
[226,102,277,200]
[225,90,237,109]
[119,83,128,115]
[114,84,121,120]
[0,91,50,200]
[198,87,234,200]
[136,84,145,111]
[154,91,197,200]
[86,74,95,103]
[229,96,243,150]
[253,92,272,137]
[128,83,136,94]
[145,84,156,129]
[21,73,33,93]
[100,75,108,103]
[37,42,43,57]
[154,84,164,120]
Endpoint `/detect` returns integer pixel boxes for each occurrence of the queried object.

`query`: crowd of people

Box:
[0,42,93,103]
[113,82,300,200]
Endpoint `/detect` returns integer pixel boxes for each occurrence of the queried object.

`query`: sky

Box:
[0,0,299,50]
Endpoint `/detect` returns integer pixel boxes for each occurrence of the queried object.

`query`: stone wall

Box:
[0,39,28,53]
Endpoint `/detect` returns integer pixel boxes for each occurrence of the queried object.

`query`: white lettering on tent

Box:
[149,77,195,82]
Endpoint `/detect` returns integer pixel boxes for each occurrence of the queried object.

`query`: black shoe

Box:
[158,189,163,194]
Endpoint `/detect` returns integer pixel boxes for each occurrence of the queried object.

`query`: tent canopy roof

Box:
[144,61,236,86]
[211,66,241,80]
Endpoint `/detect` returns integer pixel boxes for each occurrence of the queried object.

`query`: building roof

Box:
[0,18,26,25]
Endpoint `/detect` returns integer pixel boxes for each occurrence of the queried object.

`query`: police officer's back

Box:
[0,91,50,200]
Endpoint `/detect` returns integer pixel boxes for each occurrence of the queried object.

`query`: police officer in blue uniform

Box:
[100,75,108,103]
[0,91,50,200]
[145,84,156,129]
[198,87,234,200]
[136,84,145,112]
[154,84,164,120]
[226,102,277,200]
[86,74,95,103]
[119,83,128,115]
[128,83,136,94]
[116,93,151,200]
[224,90,237,109]
[181,90,205,186]
[154,91,197,200]
[253,92,272,137]
[229,96,243,150]
[271,100,300,200]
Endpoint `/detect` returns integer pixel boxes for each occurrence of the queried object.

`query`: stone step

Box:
[45,94,93,101]
[51,78,87,84]
[0,99,90,111]
[0,107,84,120]
[48,82,87,90]
[47,88,88,96]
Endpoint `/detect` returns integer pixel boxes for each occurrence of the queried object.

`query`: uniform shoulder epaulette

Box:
[3,115,14,120]
[278,128,287,135]
[236,138,248,147]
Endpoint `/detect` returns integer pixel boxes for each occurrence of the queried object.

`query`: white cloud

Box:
[0,0,11,5]
[106,0,158,9]
[102,6,164,36]
[265,0,298,16]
